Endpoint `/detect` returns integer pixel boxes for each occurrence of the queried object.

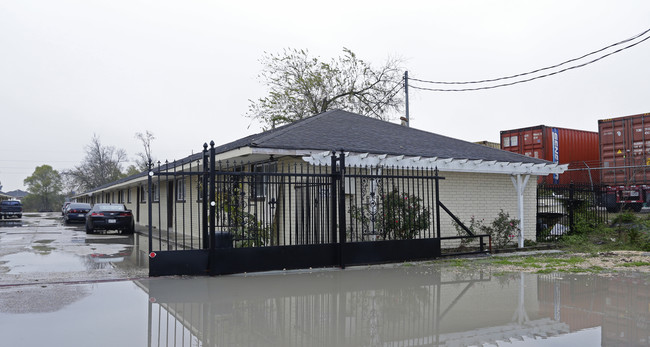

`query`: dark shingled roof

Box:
[218,109,549,164]
[78,109,548,197]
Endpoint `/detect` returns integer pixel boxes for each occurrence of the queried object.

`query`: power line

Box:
[408,27,650,92]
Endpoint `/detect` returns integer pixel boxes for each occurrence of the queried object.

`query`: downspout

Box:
[511,174,530,248]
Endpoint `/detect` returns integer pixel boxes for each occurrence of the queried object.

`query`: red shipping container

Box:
[599,113,650,186]
[500,125,599,185]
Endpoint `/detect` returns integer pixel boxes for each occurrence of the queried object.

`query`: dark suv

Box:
[0,200,23,219]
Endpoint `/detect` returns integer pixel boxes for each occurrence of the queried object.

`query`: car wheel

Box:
[85,223,94,234]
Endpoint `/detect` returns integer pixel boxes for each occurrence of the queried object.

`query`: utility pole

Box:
[403,71,410,127]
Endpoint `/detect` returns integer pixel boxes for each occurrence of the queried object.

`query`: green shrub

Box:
[453,210,519,249]
[612,212,637,224]
[350,188,431,240]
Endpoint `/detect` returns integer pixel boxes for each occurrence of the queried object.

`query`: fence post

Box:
[202,143,209,249]
[209,141,216,251]
[330,152,337,244]
[147,160,153,256]
[338,150,346,269]
[568,183,575,234]
[434,168,441,239]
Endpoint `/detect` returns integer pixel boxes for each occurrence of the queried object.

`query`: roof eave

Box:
[303,151,567,175]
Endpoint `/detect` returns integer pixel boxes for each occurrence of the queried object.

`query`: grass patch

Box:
[617,261,650,267]
[492,258,519,266]
[448,259,468,267]
[487,254,591,274]
[34,239,54,244]
[32,245,55,254]
[557,213,650,253]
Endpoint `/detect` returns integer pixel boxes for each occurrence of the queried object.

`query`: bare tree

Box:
[135,130,155,171]
[247,48,404,129]
[64,134,128,191]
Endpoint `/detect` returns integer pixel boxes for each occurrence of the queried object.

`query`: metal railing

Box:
[537,183,609,242]
[146,143,489,275]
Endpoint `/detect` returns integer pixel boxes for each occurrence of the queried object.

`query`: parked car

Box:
[85,203,135,235]
[63,203,91,223]
[0,200,23,219]
[61,202,71,216]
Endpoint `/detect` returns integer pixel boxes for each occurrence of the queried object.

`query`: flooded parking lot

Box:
[1,214,649,346]
[0,213,148,285]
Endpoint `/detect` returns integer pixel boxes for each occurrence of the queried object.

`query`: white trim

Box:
[302,151,567,176]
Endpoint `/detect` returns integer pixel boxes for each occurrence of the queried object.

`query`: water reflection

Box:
[0,219,24,227]
[135,268,650,347]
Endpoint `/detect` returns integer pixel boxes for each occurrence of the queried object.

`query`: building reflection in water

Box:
[136,266,649,346]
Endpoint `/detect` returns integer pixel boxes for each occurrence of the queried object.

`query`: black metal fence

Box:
[536,183,609,242]
[147,142,490,276]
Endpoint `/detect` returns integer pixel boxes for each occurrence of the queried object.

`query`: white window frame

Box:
[176,178,186,202]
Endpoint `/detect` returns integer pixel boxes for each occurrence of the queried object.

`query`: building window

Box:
[252,162,277,199]
[127,188,132,203]
[118,190,124,203]
[152,182,160,202]
[197,177,204,202]
[176,178,185,201]
[140,185,147,203]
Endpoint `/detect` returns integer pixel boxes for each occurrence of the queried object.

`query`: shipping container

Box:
[598,113,650,211]
[500,125,600,185]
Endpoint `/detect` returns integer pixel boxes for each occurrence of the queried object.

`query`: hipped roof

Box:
[77,109,563,197]
[226,109,549,163]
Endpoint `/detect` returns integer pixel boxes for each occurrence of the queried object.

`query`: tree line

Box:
[21,131,155,212]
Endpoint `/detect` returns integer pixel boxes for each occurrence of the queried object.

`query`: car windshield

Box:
[69,204,91,209]
[3,201,21,206]
[97,204,126,211]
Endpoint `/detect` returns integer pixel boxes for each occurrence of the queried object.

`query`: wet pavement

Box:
[0,212,148,286]
[1,214,649,346]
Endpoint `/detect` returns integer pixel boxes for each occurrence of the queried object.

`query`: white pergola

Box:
[303,151,568,248]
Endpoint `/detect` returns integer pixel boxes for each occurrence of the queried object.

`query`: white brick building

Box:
[74,110,565,247]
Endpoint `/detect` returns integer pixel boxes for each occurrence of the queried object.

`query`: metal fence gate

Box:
[147,142,490,276]
[537,183,609,242]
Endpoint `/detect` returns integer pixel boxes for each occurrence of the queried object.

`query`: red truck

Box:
[599,113,650,212]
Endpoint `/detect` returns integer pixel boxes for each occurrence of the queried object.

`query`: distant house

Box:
[73,110,565,246]
[0,192,13,201]
[3,190,28,200]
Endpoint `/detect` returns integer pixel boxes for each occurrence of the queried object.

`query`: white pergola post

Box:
[511,174,530,248]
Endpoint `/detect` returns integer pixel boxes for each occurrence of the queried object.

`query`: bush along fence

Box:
[536,183,609,242]
[146,142,490,276]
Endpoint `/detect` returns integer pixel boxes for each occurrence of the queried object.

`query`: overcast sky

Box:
[2,0,649,192]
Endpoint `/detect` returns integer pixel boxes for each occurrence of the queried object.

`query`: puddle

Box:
[2,268,649,346]
[0,281,150,346]
[2,251,88,274]
[0,220,25,227]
